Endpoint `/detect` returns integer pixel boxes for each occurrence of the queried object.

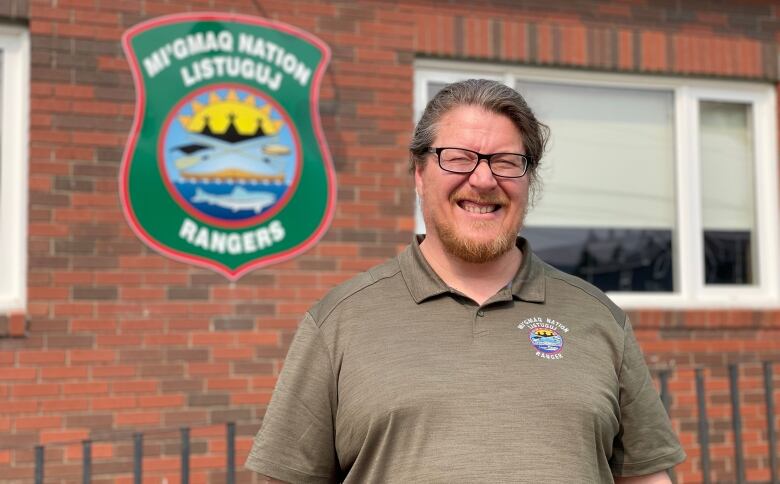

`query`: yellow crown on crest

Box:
[178,89,284,139]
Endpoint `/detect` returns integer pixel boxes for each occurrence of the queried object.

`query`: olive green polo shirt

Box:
[246,238,685,483]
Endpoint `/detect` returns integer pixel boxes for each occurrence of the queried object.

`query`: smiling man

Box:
[246,79,685,483]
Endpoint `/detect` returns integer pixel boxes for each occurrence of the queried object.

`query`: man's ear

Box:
[414,164,425,200]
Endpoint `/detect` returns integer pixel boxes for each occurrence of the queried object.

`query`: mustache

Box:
[449,192,508,206]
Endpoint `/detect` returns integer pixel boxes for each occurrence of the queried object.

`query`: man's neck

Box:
[419,237,523,306]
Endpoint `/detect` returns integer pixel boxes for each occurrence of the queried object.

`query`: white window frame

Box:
[415,59,780,309]
[0,25,29,313]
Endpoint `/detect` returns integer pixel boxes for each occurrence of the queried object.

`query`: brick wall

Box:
[2,0,779,482]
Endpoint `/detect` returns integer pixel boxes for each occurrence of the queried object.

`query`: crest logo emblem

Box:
[517,317,569,360]
[120,13,335,279]
[529,327,563,357]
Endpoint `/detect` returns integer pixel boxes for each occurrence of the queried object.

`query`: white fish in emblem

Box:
[191,187,277,213]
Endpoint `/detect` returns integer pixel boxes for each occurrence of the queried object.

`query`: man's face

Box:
[415,105,530,263]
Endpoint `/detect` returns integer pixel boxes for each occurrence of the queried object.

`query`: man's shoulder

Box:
[536,255,626,328]
[307,256,403,327]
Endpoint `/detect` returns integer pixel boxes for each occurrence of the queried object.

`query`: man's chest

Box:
[331,298,624,476]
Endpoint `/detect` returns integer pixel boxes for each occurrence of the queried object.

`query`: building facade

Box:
[1,0,779,482]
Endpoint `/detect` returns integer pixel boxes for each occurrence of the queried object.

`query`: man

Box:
[246,79,685,483]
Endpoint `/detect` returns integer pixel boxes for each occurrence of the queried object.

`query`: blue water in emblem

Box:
[530,333,563,354]
[175,182,289,221]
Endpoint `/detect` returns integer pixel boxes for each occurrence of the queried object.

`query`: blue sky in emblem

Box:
[162,87,299,185]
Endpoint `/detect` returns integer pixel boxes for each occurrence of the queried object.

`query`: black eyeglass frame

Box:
[426,147,533,178]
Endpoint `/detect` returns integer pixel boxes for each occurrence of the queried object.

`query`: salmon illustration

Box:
[191,187,276,213]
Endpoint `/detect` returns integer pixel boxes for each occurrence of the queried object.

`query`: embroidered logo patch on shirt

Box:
[517,317,569,360]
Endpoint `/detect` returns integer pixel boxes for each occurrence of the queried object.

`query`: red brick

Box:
[142,334,188,346]
[53,303,94,317]
[191,333,233,346]
[0,368,37,381]
[92,396,137,410]
[95,334,143,347]
[15,415,62,430]
[187,363,230,376]
[41,399,90,412]
[234,331,279,346]
[231,392,273,405]
[91,365,136,378]
[2,401,39,414]
[41,367,89,380]
[62,382,109,395]
[115,412,161,426]
[207,378,248,391]
[138,395,185,408]
[12,384,60,398]
[69,350,116,363]
[39,429,89,445]
[111,380,159,394]
[212,348,253,360]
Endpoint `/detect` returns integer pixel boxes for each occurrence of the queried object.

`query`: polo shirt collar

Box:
[399,236,546,304]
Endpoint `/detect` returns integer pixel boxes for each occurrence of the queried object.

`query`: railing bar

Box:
[765,362,778,484]
[34,445,44,484]
[181,427,190,484]
[227,422,236,484]
[133,432,143,484]
[82,440,91,484]
[696,368,711,484]
[659,370,671,414]
[658,370,677,484]
[729,364,745,484]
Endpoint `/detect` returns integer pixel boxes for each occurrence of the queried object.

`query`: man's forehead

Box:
[433,105,524,145]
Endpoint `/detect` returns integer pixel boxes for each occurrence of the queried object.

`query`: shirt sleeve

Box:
[609,316,686,477]
[245,312,339,483]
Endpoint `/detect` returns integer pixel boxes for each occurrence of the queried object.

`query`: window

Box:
[0,25,29,313]
[415,60,779,308]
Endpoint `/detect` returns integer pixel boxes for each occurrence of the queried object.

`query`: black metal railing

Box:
[33,422,238,484]
[655,362,778,484]
[26,362,780,483]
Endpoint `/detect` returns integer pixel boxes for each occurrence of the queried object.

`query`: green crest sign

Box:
[120,13,335,280]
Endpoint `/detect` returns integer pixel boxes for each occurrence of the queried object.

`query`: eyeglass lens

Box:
[439,148,527,177]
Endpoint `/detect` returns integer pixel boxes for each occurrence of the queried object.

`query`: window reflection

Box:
[523,227,673,292]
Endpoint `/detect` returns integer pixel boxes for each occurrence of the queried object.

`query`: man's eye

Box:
[493,157,521,167]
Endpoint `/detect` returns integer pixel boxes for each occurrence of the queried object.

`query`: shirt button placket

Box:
[473,308,487,336]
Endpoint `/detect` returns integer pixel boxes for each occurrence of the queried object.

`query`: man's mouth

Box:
[457,200,500,214]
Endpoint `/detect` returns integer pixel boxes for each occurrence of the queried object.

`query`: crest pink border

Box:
[120,12,336,281]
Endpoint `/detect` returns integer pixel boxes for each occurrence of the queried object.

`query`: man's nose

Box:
[468,159,499,189]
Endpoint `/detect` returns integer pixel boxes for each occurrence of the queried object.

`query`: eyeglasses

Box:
[426,147,532,178]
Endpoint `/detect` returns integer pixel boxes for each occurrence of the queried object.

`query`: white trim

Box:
[0,25,29,313]
[414,59,780,309]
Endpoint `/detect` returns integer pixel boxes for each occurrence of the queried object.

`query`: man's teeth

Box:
[460,201,498,214]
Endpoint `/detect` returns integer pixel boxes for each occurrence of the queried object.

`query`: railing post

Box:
[657,370,677,484]
[659,369,671,413]
[227,422,236,484]
[729,364,745,484]
[181,427,190,484]
[82,439,92,484]
[34,445,44,484]
[696,368,711,484]
[133,432,143,484]
[765,362,778,484]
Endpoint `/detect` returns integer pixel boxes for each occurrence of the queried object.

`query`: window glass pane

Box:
[700,101,755,285]
[517,81,676,292]
[427,81,447,100]
[0,49,3,188]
